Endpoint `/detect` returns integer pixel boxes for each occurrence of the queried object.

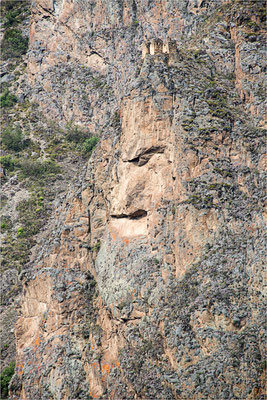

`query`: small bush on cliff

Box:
[65,122,91,143]
[1,126,30,151]
[1,190,49,274]
[4,7,20,27]
[0,156,61,179]
[92,240,101,252]
[3,0,29,28]
[0,90,17,108]
[0,360,15,398]
[1,216,11,232]
[82,136,99,155]
[17,227,25,237]
[18,159,61,179]
[0,155,17,171]
[64,122,98,156]
[1,28,28,59]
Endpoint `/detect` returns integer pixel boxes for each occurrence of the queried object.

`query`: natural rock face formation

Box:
[5,0,266,399]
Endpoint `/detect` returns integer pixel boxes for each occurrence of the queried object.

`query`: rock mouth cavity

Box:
[126,146,165,166]
[111,209,148,220]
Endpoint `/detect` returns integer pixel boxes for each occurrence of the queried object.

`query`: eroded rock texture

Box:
[9,0,266,399]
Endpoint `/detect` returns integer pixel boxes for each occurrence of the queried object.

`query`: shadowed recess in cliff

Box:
[111,209,147,220]
[126,145,165,166]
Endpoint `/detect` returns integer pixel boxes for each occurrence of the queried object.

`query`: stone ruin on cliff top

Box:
[142,39,177,58]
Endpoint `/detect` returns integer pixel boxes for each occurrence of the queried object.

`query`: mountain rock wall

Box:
[9,0,266,399]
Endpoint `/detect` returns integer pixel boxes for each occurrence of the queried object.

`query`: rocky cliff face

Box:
[1,0,266,399]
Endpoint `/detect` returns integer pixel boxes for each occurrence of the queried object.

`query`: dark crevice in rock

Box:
[87,210,91,234]
[127,146,165,166]
[111,209,147,220]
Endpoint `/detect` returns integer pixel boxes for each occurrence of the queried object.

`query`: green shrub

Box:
[0,155,17,171]
[64,122,99,156]
[1,126,29,151]
[0,89,17,108]
[1,222,7,230]
[82,136,99,154]
[17,227,24,237]
[18,159,61,178]
[92,240,101,252]
[65,122,91,144]
[0,0,30,27]
[4,6,21,27]
[1,28,28,59]
[3,0,29,28]
[0,216,11,231]
[1,0,21,13]
[0,360,15,398]
[16,195,47,237]
[0,156,61,178]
